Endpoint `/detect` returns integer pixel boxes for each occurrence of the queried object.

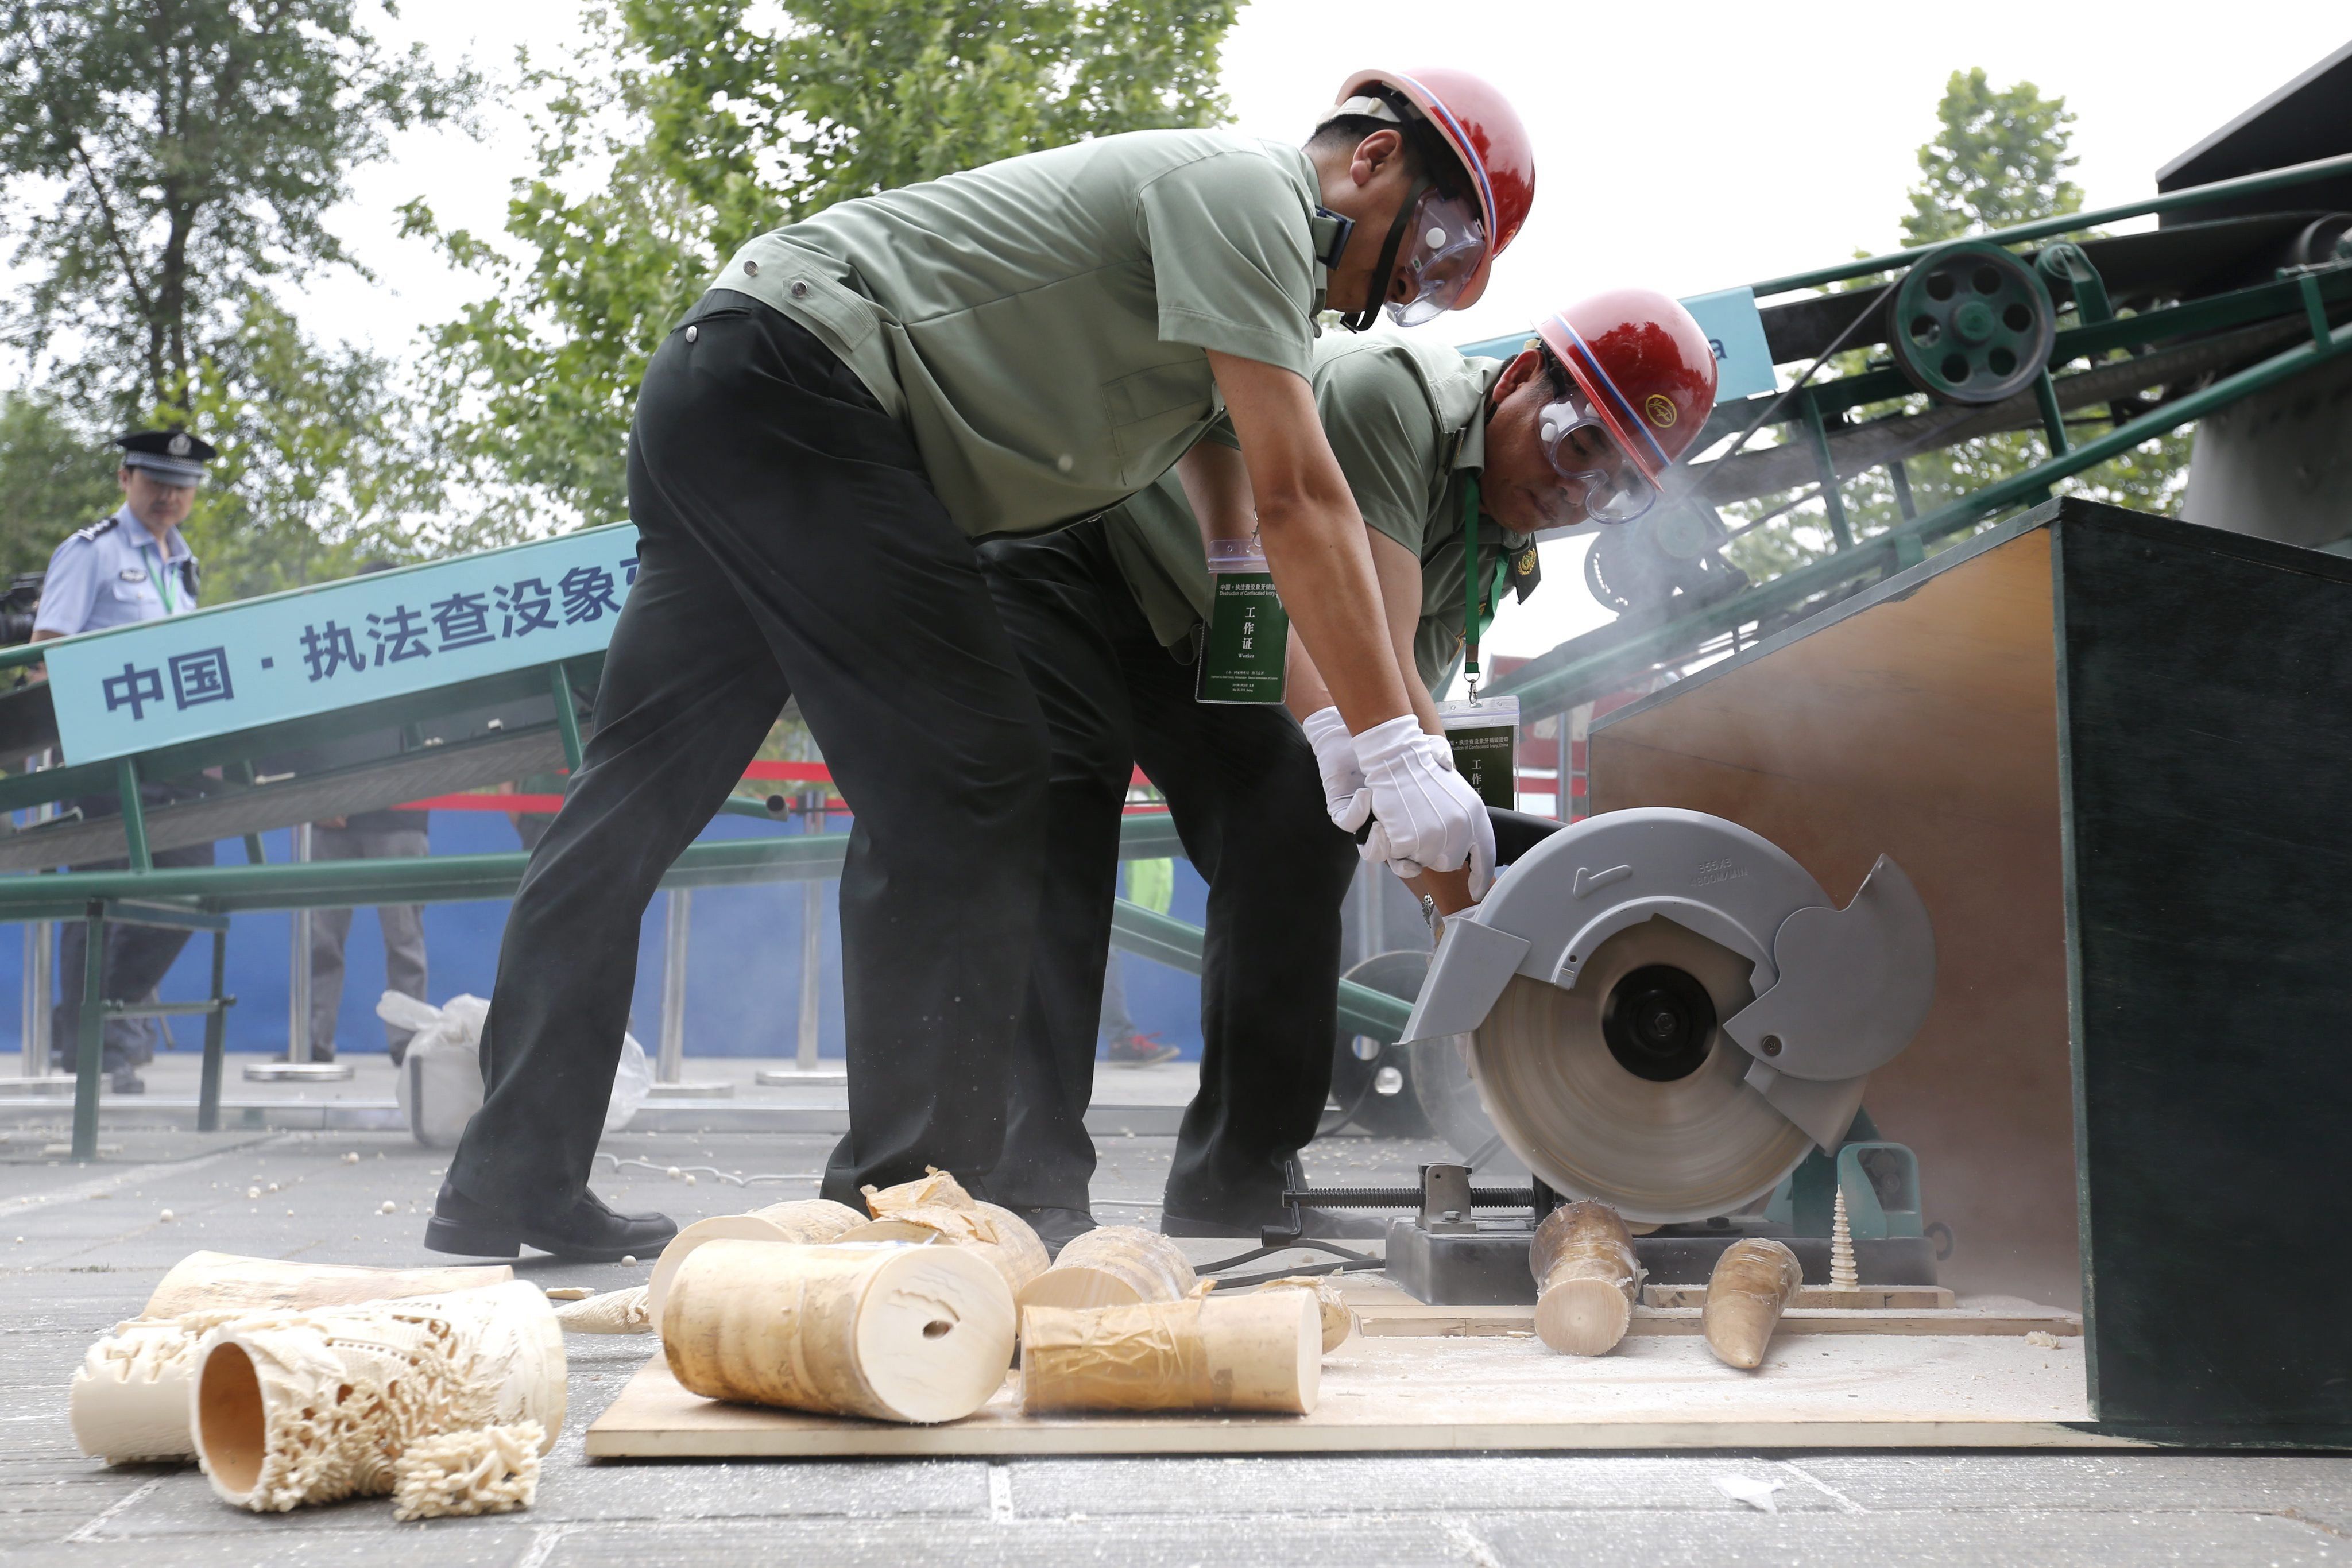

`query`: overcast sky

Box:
[216,3,2352,655]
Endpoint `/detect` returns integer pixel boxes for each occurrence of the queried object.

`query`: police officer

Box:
[977,292,1721,1246]
[32,429,220,1093]
[423,69,1537,1263]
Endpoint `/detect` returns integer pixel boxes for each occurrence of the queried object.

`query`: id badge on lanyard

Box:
[1194,537,1288,706]
[141,544,178,615]
[1440,694,1519,810]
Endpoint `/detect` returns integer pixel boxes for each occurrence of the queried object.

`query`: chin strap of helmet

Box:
[1334,174,1430,333]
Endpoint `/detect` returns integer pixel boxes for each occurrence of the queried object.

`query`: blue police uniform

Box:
[32,508,201,638]
[44,432,219,1090]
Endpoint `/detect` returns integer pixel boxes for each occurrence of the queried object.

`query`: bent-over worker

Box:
[979,292,1720,1245]
[425,69,1536,1261]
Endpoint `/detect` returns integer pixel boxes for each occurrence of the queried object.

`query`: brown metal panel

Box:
[1591,523,2078,1308]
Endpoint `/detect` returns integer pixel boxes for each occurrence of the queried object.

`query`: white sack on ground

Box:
[382,991,650,1143]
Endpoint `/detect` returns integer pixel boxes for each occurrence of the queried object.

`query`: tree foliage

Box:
[0,0,476,413]
[0,391,122,578]
[412,0,1239,525]
[1902,67,2083,247]
[1723,69,2191,585]
[0,1,479,601]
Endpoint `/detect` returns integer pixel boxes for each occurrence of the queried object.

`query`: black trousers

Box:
[54,792,215,1074]
[978,520,1359,1224]
[450,293,1049,1214]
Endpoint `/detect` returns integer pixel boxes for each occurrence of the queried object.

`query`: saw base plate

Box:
[1387,1219,1940,1307]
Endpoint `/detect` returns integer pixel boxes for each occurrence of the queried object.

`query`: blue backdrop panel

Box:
[0,812,1211,1062]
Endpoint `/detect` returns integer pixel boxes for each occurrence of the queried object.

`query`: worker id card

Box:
[1440,695,1519,810]
[1196,541,1287,706]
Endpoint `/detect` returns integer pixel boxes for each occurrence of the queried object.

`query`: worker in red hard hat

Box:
[1322,67,1536,330]
[425,67,1534,1263]
[978,289,1717,1248]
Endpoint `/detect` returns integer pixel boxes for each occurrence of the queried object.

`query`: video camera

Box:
[0,574,42,646]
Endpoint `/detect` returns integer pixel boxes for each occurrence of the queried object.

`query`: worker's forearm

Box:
[1287,633,1440,732]
[1257,500,1416,733]
[1403,672,1444,735]
[1283,627,1332,722]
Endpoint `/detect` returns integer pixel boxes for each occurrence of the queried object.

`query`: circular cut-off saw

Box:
[1398,808,1937,1224]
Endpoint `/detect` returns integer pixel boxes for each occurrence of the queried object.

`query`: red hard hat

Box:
[1534,289,1720,481]
[1334,67,1534,311]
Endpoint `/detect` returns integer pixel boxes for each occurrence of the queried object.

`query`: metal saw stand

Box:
[1285,1163,1939,1307]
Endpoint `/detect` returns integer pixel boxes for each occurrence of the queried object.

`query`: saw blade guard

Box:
[1398,808,1937,1222]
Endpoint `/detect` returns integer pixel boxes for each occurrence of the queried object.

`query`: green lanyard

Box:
[141,544,178,615]
[1462,478,1483,698]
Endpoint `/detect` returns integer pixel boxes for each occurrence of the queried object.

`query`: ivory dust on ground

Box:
[5,1126,2348,1566]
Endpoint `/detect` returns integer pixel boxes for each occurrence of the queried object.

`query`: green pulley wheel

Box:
[1888,239,2055,406]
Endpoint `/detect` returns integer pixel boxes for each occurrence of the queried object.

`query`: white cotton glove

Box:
[1301,706,1368,833]
[1345,714,1496,899]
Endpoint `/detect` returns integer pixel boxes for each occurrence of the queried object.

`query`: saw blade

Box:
[1468,915,1816,1224]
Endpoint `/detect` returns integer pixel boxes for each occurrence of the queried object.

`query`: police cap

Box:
[115,429,216,487]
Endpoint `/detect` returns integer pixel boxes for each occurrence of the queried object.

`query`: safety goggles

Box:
[1536,391,1661,525]
[1385,187,1488,327]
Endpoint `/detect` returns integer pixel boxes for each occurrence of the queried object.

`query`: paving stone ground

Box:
[3,1127,2345,1566]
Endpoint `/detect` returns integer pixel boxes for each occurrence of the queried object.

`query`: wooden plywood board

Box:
[1591,524,2079,1309]
[586,1333,2119,1458]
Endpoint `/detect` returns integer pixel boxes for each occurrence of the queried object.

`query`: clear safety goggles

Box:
[1537,391,1661,525]
[1384,187,1488,327]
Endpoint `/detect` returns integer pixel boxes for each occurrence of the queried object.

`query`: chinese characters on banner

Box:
[47,524,643,766]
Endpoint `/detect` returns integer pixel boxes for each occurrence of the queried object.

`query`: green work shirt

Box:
[1102,334,1527,692]
[708,129,1324,539]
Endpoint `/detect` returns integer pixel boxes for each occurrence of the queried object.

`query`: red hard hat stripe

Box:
[1386,69,1497,240]
[1552,314,1673,477]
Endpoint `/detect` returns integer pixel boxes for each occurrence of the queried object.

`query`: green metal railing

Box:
[1492,314,2352,717]
[1748,149,2352,297]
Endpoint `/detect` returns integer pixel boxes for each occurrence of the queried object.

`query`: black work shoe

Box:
[1004,1205,1098,1258]
[107,1068,145,1095]
[1160,1206,1390,1241]
[422,1180,676,1263]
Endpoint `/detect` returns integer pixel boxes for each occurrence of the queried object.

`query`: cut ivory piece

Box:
[145,1251,513,1319]
[554,1286,652,1334]
[191,1280,566,1517]
[1703,1237,1806,1369]
[643,1198,866,1322]
[838,1206,1049,1300]
[662,1239,1015,1424]
[1019,1292,1321,1416]
[856,1167,1050,1298]
[1262,1276,1360,1353]
[1530,1199,1643,1356]
[1015,1225,1196,1313]
[861,1167,977,1216]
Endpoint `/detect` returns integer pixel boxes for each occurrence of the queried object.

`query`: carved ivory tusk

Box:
[189,1279,565,1517]
[72,1254,515,1465]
